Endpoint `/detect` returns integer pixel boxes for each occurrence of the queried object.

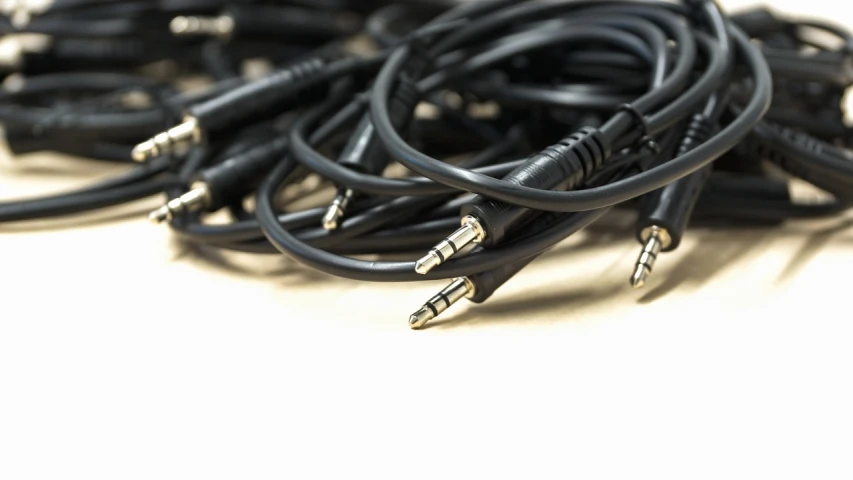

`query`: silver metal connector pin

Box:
[415,216,485,275]
[409,277,475,329]
[132,117,201,163]
[630,226,672,289]
[148,183,211,223]
[170,15,235,38]
[322,189,355,231]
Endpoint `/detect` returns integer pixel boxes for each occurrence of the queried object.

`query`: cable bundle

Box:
[1,0,851,329]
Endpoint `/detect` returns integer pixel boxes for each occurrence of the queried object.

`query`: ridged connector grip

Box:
[638,114,715,251]
[337,76,420,175]
[188,57,328,135]
[197,135,289,210]
[461,127,610,246]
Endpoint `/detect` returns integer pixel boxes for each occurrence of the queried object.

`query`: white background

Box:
[2,1,853,479]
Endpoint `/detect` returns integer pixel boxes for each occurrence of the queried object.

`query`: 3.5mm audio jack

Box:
[322,188,356,231]
[409,278,475,329]
[170,15,235,39]
[409,249,546,329]
[133,56,330,162]
[149,134,289,222]
[132,117,201,162]
[413,127,611,276]
[149,183,210,223]
[415,216,485,274]
[629,112,718,289]
[630,226,672,289]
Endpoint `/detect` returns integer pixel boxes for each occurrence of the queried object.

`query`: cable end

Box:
[148,205,173,224]
[170,15,234,38]
[322,190,354,231]
[131,140,155,163]
[409,308,434,330]
[414,252,441,275]
[148,184,210,224]
[630,264,650,289]
[631,226,669,289]
[322,206,343,231]
[132,118,201,162]
[169,16,192,35]
[414,217,485,275]
[408,278,475,329]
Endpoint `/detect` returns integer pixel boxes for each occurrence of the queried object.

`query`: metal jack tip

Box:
[170,15,234,38]
[409,277,475,329]
[631,226,672,289]
[148,184,210,223]
[415,216,485,275]
[132,117,201,162]
[322,189,355,231]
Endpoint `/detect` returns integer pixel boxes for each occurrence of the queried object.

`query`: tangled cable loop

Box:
[0,0,850,328]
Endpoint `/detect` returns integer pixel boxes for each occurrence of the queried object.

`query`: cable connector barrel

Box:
[170,15,235,39]
[415,127,610,275]
[149,183,210,223]
[322,189,356,231]
[132,117,201,162]
[630,226,671,288]
[409,278,475,329]
[409,252,543,329]
[323,77,420,230]
[415,216,485,275]
[149,135,288,222]
[631,113,715,288]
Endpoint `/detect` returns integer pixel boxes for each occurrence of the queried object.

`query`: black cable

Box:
[1,0,850,330]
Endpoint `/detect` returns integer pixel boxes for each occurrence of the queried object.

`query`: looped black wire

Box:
[400,17,468,54]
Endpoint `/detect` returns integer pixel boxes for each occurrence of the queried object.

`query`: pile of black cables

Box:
[1,0,851,329]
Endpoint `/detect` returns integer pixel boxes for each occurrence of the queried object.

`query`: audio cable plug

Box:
[170,15,234,40]
[631,113,715,288]
[415,127,610,275]
[322,76,421,231]
[631,226,672,289]
[132,116,201,162]
[409,254,540,329]
[322,188,356,231]
[132,57,332,162]
[171,5,360,44]
[149,135,289,223]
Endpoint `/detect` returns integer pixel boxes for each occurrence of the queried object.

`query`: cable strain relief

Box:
[283,56,331,101]
[387,74,420,129]
[548,127,611,191]
[677,113,715,157]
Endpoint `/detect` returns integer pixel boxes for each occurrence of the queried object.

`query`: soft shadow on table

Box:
[423,221,848,330]
[775,217,853,284]
[637,227,773,304]
[0,201,157,233]
[173,237,353,287]
[0,157,158,232]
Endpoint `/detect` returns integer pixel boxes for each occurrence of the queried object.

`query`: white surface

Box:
[2,1,853,479]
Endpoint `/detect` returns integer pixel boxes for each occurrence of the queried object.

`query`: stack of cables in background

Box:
[0,0,851,328]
